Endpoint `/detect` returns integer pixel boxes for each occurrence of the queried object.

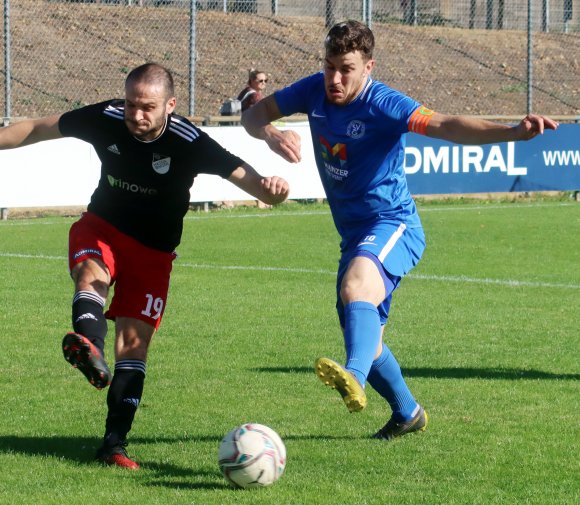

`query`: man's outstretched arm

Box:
[425,112,559,145]
[0,114,63,150]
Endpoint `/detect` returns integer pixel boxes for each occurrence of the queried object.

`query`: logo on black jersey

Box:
[152,153,171,175]
[107,144,121,155]
[107,175,158,196]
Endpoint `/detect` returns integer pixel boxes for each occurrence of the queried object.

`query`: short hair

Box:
[125,63,175,98]
[324,20,374,61]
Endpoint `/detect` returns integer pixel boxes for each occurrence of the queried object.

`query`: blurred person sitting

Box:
[237,69,268,112]
[224,69,271,209]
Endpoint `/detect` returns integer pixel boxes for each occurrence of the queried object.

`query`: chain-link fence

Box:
[1,0,579,122]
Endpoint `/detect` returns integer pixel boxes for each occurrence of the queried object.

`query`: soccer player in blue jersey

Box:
[242,20,558,440]
[0,63,289,467]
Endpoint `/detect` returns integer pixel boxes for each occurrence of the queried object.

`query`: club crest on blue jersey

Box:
[152,154,171,174]
[346,120,365,139]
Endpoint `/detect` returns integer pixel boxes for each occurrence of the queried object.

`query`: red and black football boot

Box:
[96,442,140,470]
[62,332,112,389]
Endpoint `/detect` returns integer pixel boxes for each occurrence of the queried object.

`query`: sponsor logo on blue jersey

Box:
[320,136,349,181]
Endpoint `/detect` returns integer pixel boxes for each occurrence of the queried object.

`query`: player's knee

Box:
[72,259,110,296]
[340,279,362,304]
[340,278,383,305]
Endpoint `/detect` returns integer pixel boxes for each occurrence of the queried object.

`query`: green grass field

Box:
[0,199,578,505]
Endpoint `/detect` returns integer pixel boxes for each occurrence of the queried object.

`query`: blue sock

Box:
[367,343,418,421]
[343,301,382,386]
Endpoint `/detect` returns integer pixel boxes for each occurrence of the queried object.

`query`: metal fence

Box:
[1,0,579,122]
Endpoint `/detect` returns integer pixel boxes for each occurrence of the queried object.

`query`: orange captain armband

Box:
[408,106,435,135]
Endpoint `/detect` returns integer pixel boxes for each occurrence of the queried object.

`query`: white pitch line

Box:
[175,261,334,275]
[183,210,330,221]
[417,202,576,212]
[0,201,574,227]
[1,252,578,290]
[181,202,575,220]
[176,263,580,290]
[408,273,580,290]
[0,252,67,260]
[0,219,74,227]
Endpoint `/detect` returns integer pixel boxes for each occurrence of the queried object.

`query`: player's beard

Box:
[127,114,167,142]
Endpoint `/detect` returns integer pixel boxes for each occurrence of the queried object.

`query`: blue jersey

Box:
[274,73,424,241]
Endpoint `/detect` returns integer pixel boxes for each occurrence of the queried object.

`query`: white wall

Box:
[0,124,324,208]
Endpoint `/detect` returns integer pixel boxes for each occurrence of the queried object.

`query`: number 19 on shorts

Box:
[141,293,164,320]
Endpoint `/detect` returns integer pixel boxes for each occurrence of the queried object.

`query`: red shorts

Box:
[68,212,176,329]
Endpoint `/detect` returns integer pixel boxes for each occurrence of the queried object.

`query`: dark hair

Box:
[125,63,175,98]
[248,69,265,84]
[324,20,374,61]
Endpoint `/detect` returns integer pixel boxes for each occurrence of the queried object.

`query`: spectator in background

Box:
[218,69,270,210]
[234,69,272,209]
[237,69,268,112]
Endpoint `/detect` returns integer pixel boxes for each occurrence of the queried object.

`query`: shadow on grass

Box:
[0,435,98,464]
[402,367,580,381]
[253,366,579,381]
[141,462,229,490]
[0,434,229,489]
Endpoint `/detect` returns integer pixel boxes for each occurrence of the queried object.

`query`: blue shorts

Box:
[336,222,425,327]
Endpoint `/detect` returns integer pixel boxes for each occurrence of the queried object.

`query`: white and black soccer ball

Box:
[218,423,286,488]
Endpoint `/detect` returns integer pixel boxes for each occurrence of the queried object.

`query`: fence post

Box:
[325,0,337,28]
[564,0,573,33]
[468,0,475,28]
[527,0,533,114]
[4,0,11,122]
[542,0,549,32]
[497,0,504,29]
[486,0,493,30]
[402,0,417,26]
[188,0,196,117]
[362,0,373,29]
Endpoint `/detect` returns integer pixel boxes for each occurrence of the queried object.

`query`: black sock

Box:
[71,290,107,354]
[104,360,146,445]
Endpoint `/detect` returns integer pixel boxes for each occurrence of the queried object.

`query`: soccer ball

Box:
[218,423,286,488]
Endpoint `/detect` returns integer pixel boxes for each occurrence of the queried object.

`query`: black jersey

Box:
[59,100,244,252]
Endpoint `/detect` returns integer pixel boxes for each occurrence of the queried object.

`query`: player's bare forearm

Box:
[241,95,281,139]
[0,114,63,149]
[242,96,302,163]
[426,112,558,145]
[228,163,290,205]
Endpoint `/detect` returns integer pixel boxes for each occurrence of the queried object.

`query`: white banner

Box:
[2,123,575,209]
[0,124,323,208]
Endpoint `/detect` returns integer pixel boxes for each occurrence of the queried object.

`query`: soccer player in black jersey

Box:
[0,63,290,469]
